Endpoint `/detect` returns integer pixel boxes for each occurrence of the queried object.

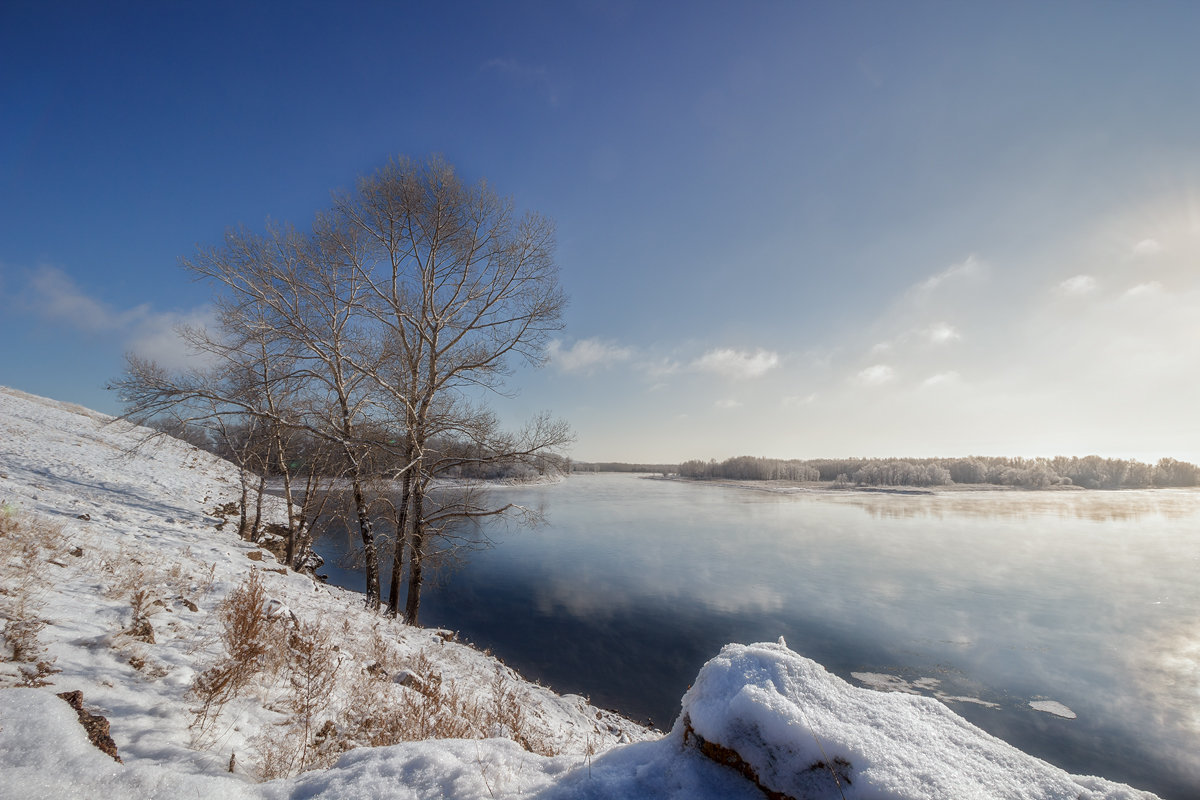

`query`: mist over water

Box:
[315,474,1200,799]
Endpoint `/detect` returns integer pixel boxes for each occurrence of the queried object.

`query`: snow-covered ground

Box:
[0,386,1163,799]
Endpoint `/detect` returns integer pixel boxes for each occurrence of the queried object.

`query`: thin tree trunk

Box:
[252,473,266,541]
[238,464,251,540]
[277,448,297,567]
[351,475,380,610]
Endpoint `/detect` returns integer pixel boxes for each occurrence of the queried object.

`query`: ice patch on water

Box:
[852,672,1000,708]
[852,671,922,693]
[1030,700,1077,718]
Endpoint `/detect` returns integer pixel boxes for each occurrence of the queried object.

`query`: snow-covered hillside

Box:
[0,387,1163,799]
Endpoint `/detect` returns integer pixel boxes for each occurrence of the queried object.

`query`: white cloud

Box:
[924,322,961,344]
[781,393,817,407]
[913,255,985,295]
[1058,274,1097,295]
[27,265,144,332]
[692,348,780,379]
[714,398,743,409]
[1132,238,1164,257]
[548,338,632,373]
[23,265,213,370]
[1124,281,1164,298]
[126,310,215,370]
[638,357,683,378]
[922,371,960,387]
[856,364,895,386]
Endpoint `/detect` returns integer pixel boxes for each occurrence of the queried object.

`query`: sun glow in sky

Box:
[3,1,1199,463]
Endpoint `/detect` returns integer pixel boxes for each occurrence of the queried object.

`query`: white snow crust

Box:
[679,642,1158,799]
[0,386,1162,799]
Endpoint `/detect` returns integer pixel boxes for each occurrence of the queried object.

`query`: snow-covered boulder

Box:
[676,641,1159,799]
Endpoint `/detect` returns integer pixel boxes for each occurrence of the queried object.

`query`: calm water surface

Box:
[315,474,1200,799]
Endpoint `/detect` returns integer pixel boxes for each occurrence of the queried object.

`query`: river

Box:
[313,473,1200,799]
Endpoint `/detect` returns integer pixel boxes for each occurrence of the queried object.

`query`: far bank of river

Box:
[313,473,1200,800]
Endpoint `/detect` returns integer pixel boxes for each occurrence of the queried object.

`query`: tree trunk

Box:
[252,473,266,541]
[280,471,298,568]
[403,476,426,626]
[388,462,414,617]
[351,476,380,610]
[272,433,297,568]
[237,464,251,540]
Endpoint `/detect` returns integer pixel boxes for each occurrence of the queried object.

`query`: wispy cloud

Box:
[1124,281,1164,298]
[637,356,683,378]
[856,364,895,386]
[913,254,985,295]
[714,398,743,409]
[692,348,780,379]
[22,265,212,370]
[27,265,146,332]
[1058,274,1097,295]
[548,337,633,373]
[1132,238,1164,257]
[922,371,960,387]
[924,322,961,344]
[781,393,817,407]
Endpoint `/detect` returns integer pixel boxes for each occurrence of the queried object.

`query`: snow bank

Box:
[0,688,262,800]
[676,641,1159,799]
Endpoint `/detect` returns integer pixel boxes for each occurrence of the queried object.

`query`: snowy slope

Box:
[0,387,648,774]
[0,387,1164,799]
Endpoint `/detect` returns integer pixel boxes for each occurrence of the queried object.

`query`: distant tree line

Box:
[678,455,1200,489]
[115,156,570,625]
[677,456,819,482]
[571,461,679,474]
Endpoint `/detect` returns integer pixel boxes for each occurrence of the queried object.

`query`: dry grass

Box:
[187,572,564,780]
[191,572,351,778]
[0,505,67,686]
[334,646,476,751]
[0,503,68,591]
[122,587,159,643]
[190,571,283,730]
[98,545,151,599]
[332,646,556,760]
[253,619,344,779]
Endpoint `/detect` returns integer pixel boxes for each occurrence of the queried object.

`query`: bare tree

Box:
[334,156,570,622]
[184,220,398,607]
[113,221,390,601]
[114,155,571,621]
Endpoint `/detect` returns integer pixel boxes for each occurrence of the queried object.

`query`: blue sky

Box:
[3,1,1200,462]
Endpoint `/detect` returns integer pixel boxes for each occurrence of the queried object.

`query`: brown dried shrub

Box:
[190,571,281,729]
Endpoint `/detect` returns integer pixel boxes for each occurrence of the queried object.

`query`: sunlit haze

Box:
[3,2,1198,463]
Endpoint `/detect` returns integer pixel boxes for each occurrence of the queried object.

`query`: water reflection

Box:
[831,486,1200,522]
[314,474,1200,799]
[1128,619,1200,735]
